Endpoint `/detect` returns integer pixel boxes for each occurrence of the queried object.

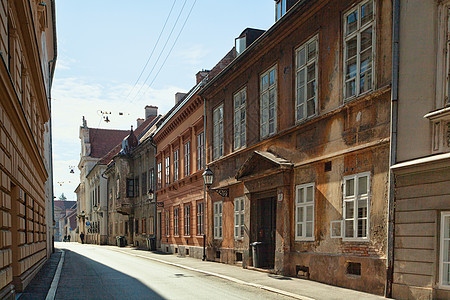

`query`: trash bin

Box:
[251,242,263,268]
[147,237,156,251]
[116,236,126,247]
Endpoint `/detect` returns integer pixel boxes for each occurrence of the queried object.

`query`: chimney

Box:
[137,118,144,128]
[196,70,210,84]
[175,92,187,105]
[145,105,158,120]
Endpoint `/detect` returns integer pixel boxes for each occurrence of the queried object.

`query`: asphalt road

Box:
[55,243,291,300]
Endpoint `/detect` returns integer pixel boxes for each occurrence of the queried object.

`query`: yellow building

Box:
[0,0,56,297]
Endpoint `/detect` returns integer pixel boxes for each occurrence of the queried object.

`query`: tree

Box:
[58,193,67,201]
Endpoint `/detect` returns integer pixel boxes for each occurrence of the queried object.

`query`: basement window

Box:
[346,262,361,276]
[235,252,243,262]
[216,251,221,259]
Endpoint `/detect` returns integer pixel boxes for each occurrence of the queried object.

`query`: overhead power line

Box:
[124,0,177,101]
[129,0,192,104]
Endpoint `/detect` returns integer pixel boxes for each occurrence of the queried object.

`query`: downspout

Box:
[150,138,158,249]
[202,98,207,261]
[386,0,400,297]
[49,0,58,254]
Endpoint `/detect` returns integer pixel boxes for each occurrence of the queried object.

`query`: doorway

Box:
[255,196,276,269]
[157,211,161,249]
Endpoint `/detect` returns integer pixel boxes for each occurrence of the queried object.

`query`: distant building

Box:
[0,0,57,297]
[54,200,76,242]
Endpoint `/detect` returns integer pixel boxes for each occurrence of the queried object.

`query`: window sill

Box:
[295,238,315,242]
[344,89,373,103]
[342,238,370,243]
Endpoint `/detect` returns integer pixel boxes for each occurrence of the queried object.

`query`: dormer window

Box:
[276,0,287,21]
[236,36,246,56]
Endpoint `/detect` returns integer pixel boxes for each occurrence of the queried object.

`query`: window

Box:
[214,201,223,239]
[234,87,247,150]
[165,156,170,185]
[141,172,147,196]
[197,132,204,171]
[126,178,134,198]
[165,210,170,236]
[157,162,162,189]
[296,36,318,121]
[174,149,179,181]
[344,0,375,99]
[174,207,179,236]
[343,172,370,240]
[184,204,190,236]
[197,202,204,235]
[295,183,315,241]
[439,6,450,107]
[234,197,245,240]
[275,0,287,21]
[149,168,154,191]
[134,177,140,198]
[440,212,450,287]
[142,219,146,234]
[149,217,154,235]
[184,142,190,177]
[260,66,277,138]
[116,177,120,198]
[213,104,224,160]
[236,36,246,56]
[135,219,139,234]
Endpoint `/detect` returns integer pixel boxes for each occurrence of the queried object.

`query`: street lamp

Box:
[202,167,229,197]
[148,189,154,202]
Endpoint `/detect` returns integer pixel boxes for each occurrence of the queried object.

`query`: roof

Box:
[54,200,77,210]
[97,114,159,165]
[88,128,129,158]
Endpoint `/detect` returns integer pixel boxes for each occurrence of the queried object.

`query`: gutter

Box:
[49,0,58,254]
[385,0,400,297]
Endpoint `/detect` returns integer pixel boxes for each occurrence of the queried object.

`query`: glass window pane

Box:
[360,70,372,94]
[306,222,313,237]
[346,57,357,80]
[357,219,367,237]
[346,10,358,35]
[269,70,276,85]
[345,201,354,218]
[306,205,313,221]
[298,47,306,67]
[307,81,316,100]
[361,1,374,26]
[358,199,367,218]
[346,178,355,196]
[445,216,450,238]
[297,103,304,121]
[307,99,315,117]
[298,188,304,203]
[443,263,450,286]
[360,27,373,52]
[307,64,315,82]
[298,207,304,222]
[262,75,268,91]
[307,41,316,61]
[358,176,368,195]
[346,80,356,98]
[345,220,354,238]
[297,70,305,88]
[297,223,303,236]
[306,186,313,202]
[346,37,358,59]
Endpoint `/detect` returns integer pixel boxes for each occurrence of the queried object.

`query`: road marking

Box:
[45,250,65,300]
[111,248,315,300]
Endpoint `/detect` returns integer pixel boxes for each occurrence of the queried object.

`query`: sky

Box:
[52,0,276,201]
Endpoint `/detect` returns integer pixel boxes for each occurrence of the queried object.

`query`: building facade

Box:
[200,0,392,295]
[0,0,57,297]
[390,0,450,298]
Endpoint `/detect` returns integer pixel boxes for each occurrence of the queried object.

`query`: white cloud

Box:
[176,44,210,65]
[51,77,186,200]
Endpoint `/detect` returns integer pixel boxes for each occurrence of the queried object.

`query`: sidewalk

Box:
[105,245,384,300]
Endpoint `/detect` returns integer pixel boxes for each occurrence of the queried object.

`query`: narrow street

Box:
[49,243,292,300]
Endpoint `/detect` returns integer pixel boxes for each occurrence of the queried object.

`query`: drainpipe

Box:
[386,0,400,297]
[150,138,157,249]
[202,98,207,261]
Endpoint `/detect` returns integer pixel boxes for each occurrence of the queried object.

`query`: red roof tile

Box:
[88,128,129,158]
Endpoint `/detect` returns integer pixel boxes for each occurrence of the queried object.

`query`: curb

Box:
[110,248,315,300]
[45,250,65,300]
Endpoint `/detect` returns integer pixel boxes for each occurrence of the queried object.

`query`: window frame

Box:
[233,87,247,150]
[174,207,179,236]
[213,104,224,160]
[342,172,371,241]
[343,0,376,100]
[234,197,245,240]
[295,35,319,122]
[295,183,315,241]
[197,132,205,171]
[197,202,204,236]
[213,201,223,240]
[184,204,190,236]
[440,212,450,289]
[260,65,278,139]
[157,162,162,189]
[126,178,134,198]
[174,149,179,182]
[275,0,287,21]
[165,210,170,237]
[165,156,170,186]
[184,141,191,177]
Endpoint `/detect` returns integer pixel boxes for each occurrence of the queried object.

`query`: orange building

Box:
[0,0,57,297]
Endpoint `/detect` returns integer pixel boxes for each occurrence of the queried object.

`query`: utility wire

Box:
[129,0,189,104]
[140,0,197,98]
[124,0,177,101]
